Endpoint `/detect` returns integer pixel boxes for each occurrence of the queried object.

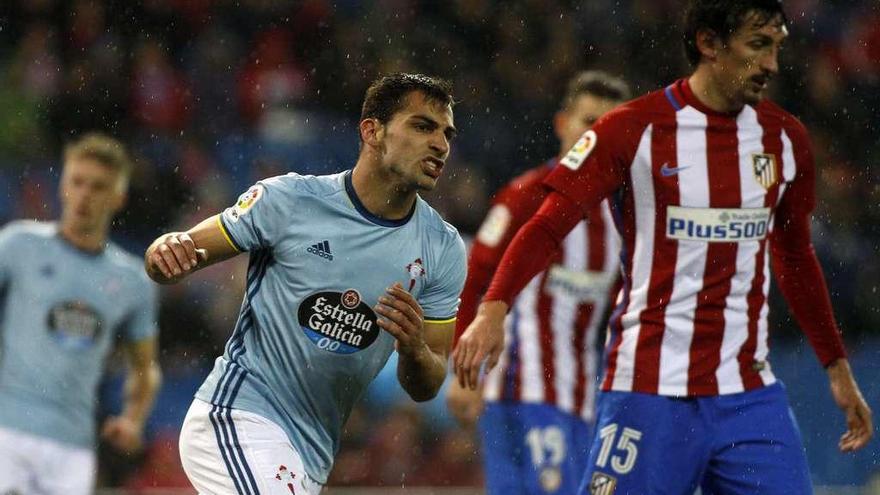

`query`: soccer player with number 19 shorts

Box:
[447,71,630,495]
[454,1,873,493]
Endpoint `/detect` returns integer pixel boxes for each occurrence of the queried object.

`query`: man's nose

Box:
[761,48,780,76]
[430,133,449,156]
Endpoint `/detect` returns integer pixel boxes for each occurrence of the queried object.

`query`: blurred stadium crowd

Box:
[0,0,877,490]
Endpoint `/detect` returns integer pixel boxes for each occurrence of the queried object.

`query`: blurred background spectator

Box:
[0,0,876,490]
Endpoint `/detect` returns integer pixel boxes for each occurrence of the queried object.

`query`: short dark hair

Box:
[682,0,788,67]
[561,70,631,109]
[360,73,454,126]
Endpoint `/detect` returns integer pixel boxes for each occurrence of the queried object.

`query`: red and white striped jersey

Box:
[538,79,843,397]
[457,161,620,420]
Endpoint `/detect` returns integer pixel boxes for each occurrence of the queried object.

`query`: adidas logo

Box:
[307,240,333,261]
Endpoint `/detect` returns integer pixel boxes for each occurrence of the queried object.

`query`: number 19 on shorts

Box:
[595,423,642,474]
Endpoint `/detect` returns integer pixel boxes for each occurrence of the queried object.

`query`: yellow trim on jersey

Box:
[216,215,241,252]
[424,316,456,324]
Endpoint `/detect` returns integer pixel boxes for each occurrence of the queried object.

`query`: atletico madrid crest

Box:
[751,153,777,190]
[590,472,617,494]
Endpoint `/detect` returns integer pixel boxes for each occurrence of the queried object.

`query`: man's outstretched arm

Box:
[145,215,241,284]
[453,191,583,389]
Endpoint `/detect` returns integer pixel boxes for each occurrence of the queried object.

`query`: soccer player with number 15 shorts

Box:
[454,1,873,493]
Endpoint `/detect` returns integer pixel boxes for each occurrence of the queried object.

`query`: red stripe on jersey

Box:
[631,108,679,394]
[572,302,593,414]
[738,113,783,389]
[687,115,742,395]
[587,203,609,270]
[511,325,523,401]
[537,271,557,404]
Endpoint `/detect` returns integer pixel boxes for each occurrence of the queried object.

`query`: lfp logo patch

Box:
[561,130,597,170]
[298,289,379,354]
[226,184,264,222]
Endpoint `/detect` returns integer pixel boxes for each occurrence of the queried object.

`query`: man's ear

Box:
[695,28,721,62]
[360,118,384,148]
[552,109,568,144]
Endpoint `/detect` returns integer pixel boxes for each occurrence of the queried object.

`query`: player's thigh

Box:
[0,427,35,493]
[516,404,593,495]
[479,402,526,495]
[180,399,323,495]
[570,415,594,477]
[480,402,592,495]
[578,391,709,495]
[38,442,96,495]
[0,426,95,495]
[702,384,812,495]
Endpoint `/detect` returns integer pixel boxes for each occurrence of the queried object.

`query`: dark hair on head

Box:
[360,73,454,126]
[683,0,788,67]
[561,70,631,109]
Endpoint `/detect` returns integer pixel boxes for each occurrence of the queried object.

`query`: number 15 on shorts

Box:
[595,423,642,474]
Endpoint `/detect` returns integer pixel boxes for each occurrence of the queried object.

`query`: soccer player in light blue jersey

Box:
[145,73,466,494]
[0,133,162,495]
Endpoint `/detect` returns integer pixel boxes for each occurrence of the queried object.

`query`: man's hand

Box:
[452,300,508,390]
[377,283,450,402]
[145,232,208,284]
[446,378,484,428]
[100,415,144,454]
[375,283,427,356]
[827,358,873,452]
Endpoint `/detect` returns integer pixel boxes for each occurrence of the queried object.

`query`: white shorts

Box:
[179,398,324,495]
[0,425,96,495]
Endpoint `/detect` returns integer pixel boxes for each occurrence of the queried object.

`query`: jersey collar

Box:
[344,170,416,228]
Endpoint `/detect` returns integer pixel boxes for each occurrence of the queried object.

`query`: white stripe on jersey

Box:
[517,275,545,403]
[756,252,776,385]
[482,320,510,402]
[657,107,710,396]
[613,124,656,391]
[552,222,588,413]
[777,130,797,204]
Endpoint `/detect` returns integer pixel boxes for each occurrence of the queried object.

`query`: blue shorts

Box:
[579,382,811,495]
[479,402,592,495]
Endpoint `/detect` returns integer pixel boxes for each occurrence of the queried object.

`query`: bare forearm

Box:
[398,345,447,402]
[122,362,162,426]
[144,215,239,284]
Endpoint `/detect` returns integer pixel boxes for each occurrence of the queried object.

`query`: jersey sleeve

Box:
[483,191,584,305]
[121,273,159,342]
[770,120,846,366]
[455,173,549,341]
[218,176,292,252]
[543,107,640,213]
[420,232,467,323]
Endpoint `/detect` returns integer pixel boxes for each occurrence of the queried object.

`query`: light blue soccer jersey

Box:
[195,171,466,483]
[0,221,158,448]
